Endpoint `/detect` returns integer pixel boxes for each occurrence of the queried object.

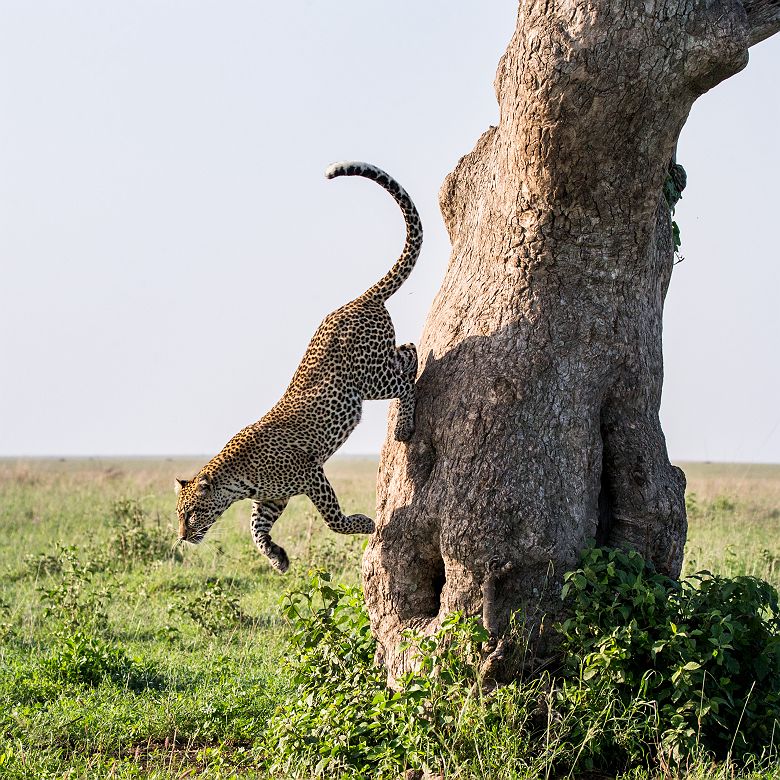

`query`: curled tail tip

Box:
[324,162,343,180]
[325,161,360,179]
[325,160,386,180]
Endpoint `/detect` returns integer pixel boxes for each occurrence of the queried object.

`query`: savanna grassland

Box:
[1,457,779,779]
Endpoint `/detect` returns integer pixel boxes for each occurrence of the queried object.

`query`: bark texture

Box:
[363,0,779,682]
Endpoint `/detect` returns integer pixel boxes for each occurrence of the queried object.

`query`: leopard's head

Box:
[174,472,226,544]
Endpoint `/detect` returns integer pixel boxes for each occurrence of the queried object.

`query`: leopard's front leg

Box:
[304,467,375,535]
[250,498,290,573]
[392,342,417,442]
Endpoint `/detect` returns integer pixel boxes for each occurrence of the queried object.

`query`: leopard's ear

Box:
[197,473,213,496]
[174,478,189,495]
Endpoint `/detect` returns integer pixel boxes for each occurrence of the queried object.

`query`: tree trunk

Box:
[363,0,780,682]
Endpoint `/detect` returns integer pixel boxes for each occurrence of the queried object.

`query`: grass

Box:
[0,457,778,778]
[681,462,780,582]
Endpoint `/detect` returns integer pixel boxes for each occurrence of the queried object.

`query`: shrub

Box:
[38,548,110,631]
[267,556,780,777]
[110,499,176,567]
[266,572,617,778]
[181,578,249,635]
[41,629,143,687]
[268,571,502,777]
[559,546,780,762]
[23,546,70,578]
[31,538,156,694]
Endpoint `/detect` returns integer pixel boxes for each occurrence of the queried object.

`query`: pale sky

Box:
[0,2,778,462]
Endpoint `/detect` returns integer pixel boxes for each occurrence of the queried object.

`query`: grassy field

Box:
[0,457,779,778]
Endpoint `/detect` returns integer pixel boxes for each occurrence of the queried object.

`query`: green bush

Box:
[267,571,510,778]
[38,548,110,631]
[31,536,157,694]
[41,629,143,687]
[180,578,249,635]
[268,571,419,776]
[559,546,780,761]
[266,555,780,778]
[265,571,650,778]
[110,499,176,567]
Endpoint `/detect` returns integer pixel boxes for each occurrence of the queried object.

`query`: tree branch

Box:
[743,0,780,47]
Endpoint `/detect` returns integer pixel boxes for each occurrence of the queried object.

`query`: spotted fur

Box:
[175,162,422,572]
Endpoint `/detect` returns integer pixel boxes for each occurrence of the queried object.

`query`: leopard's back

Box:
[263,297,396,462]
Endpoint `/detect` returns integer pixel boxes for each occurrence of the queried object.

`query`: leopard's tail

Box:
[325,161,422,302]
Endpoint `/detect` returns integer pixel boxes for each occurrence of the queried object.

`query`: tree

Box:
[362,0,780,682]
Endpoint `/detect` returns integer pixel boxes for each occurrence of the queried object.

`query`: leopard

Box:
[175,161,422,573]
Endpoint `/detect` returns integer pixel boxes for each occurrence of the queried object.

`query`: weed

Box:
[686,492,702,519]
[41,629,145,687]
[180,579,249,636]
[268,570,453,777]
[23,547,69,578]
[109,499,176,568]
[761,549,780,579]
[302,535,364,577]
[0,597,12,641]
[710,495,737,515]
[38,548,110,631]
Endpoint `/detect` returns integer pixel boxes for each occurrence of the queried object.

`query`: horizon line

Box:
[1,454,779,468]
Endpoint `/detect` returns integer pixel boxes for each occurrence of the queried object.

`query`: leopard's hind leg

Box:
[363,342,417,442]
[250,498,290,573]
[305,467,375,535]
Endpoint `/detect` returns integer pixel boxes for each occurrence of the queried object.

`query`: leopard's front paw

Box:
[394,419,415,442]
[268,543,290,574]
[346,513,376,535]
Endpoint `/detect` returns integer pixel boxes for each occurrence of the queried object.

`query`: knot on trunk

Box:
[482,556,515,639]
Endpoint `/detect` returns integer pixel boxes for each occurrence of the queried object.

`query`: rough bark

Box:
[743,0,780,44]
[363,0,778,682]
